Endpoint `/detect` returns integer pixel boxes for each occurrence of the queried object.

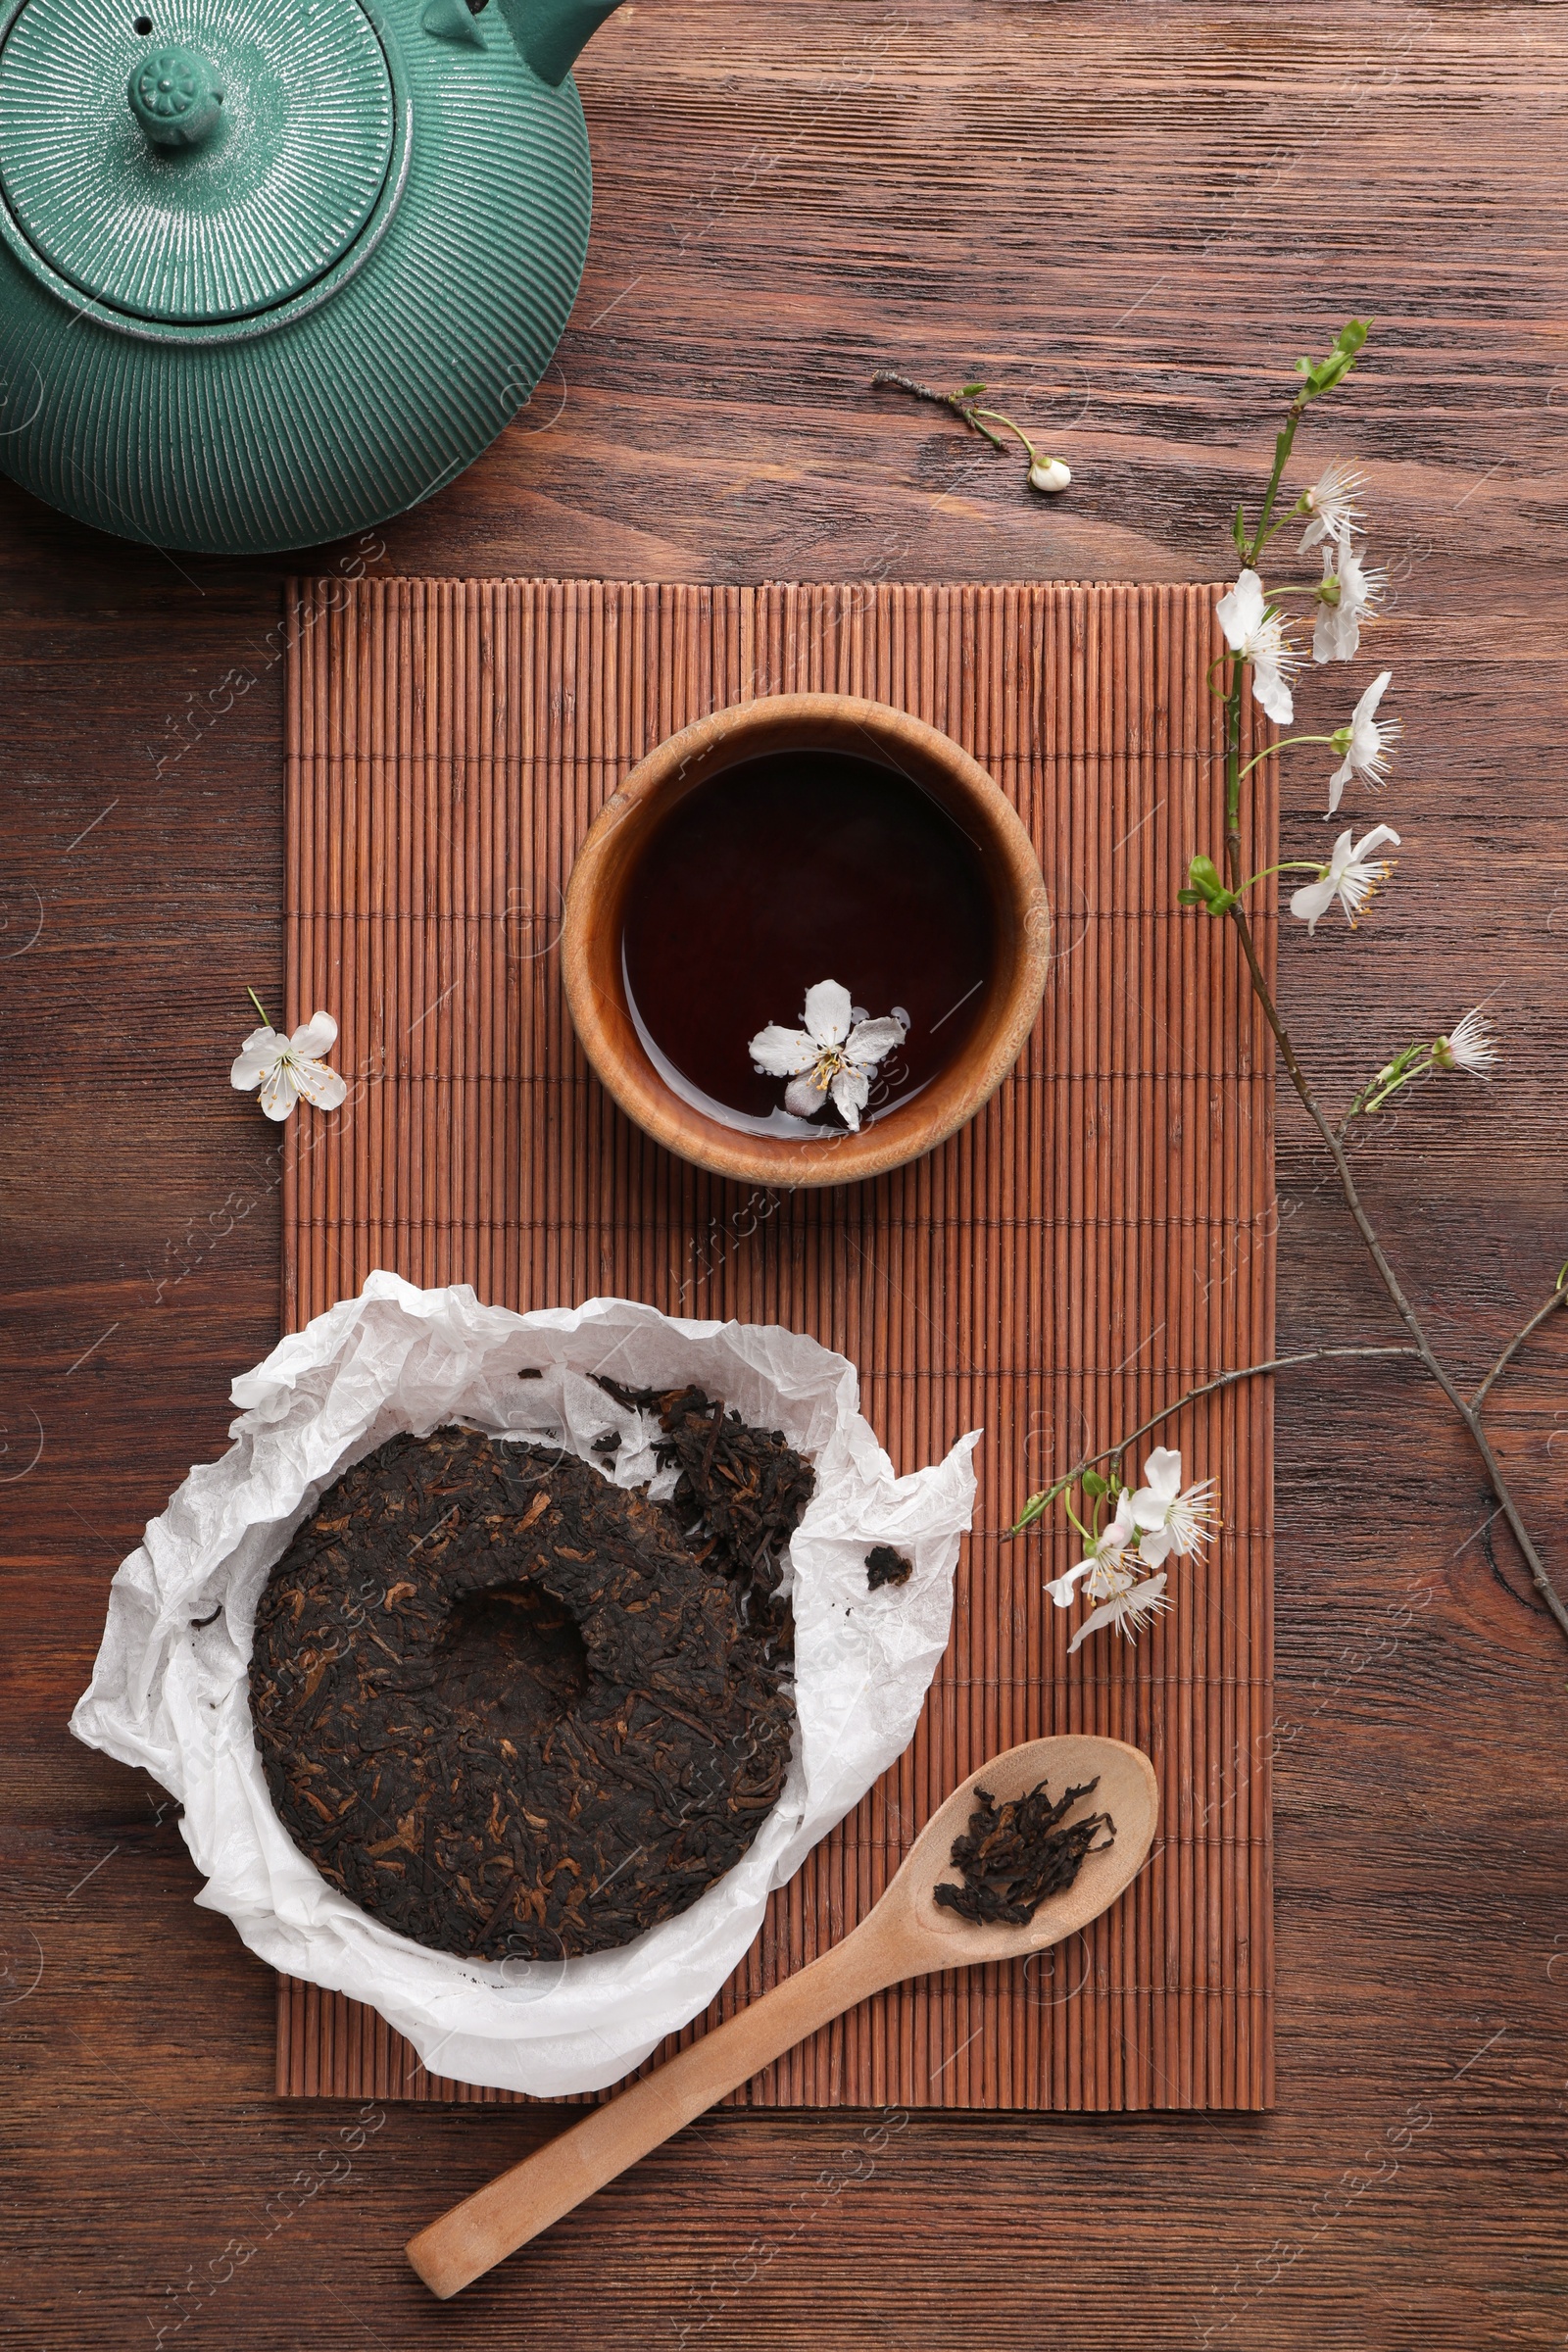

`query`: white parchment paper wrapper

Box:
[71,1274,978,2096]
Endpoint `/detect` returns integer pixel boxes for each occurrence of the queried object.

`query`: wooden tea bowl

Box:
[561,693,1051,1187]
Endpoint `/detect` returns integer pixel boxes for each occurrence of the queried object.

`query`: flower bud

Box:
[1027,458,1071,495]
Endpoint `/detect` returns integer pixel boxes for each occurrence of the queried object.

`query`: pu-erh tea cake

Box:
[248,1396,810,1962]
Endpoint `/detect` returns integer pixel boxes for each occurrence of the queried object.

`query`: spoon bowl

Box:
[888,1730,1158,1961]
[407,1735,1158,2298]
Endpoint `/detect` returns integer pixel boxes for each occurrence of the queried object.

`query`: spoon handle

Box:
[406,1921,901,2298]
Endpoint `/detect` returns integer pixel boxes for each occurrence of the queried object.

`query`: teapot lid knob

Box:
[0,0,395,326]
[127,44,224,151]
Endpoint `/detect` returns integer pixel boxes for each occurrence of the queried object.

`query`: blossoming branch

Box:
[1009,320,1568,1653]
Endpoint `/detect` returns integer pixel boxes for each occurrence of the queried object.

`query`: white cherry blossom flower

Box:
[1028,457,1072,494]
[1216,569,1299,724]
[1432,1006,1499,1078]
[230,1009,348,1121]
[1313,541,1387,663]
[1298,460,1365,552]
[1066,1571,1170,1655]
[1128,1446,1217,1568]
[749,978,908,1133]
[1327,669,1400,814]
[1289,823,1401,934]
[1046,1489,1138,1610]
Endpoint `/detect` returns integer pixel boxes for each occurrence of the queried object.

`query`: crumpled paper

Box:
[71,1274,978,2096]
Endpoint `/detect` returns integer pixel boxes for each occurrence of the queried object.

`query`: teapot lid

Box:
[0,0,396,326]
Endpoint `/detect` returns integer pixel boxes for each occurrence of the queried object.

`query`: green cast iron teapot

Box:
[0,0,624,552]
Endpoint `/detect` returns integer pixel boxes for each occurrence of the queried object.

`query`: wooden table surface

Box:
[4,3,1566,2344]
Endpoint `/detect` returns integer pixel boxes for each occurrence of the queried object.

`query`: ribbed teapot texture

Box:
[0,0,621,552]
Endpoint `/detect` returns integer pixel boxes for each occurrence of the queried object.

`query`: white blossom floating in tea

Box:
[619,746,994,1142]
[749,979,909,1133]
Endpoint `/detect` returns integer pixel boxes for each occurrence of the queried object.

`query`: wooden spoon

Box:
[406,1734,1157,2299]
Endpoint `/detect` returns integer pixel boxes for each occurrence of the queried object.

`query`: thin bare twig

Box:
[1004,1345,1420,1535]
[1221,889,1568,1644]
[870,368,1007,451]
[1473,1282,1568,1412]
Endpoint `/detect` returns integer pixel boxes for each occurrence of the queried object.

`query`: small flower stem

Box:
[1472,1280,1568,1412]
[1004,1346,1421,1536]
[246,987,272,1029]
[969,406,1042,465]
[1341,1045,1436,1128]
[1244,860,1331,887]
[1236,734,1338,782]
[1219,890,1568,1644]
[1250,490,1311,561]
[870,369,1007,452]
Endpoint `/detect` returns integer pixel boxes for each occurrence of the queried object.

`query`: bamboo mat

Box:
[276,576,1276,2112]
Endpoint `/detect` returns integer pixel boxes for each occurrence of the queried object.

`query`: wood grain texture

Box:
[3,3,1567,2344]
[274,574,1276,2113]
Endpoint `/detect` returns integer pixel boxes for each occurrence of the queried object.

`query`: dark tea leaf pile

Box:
[249,1395,813,1963]
[933,1778,1115,1926]
[593,1377,813,1646]
[864,1544,912,1591]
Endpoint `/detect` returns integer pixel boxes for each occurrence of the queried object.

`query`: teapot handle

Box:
[493,0,624,85]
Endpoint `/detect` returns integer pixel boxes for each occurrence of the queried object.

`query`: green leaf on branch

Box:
[1294,318,1371,402]
[1081,1469,1108,1500]
[957,381,987,398]
[1231,502,1247,554]
[1180,853,1239,917]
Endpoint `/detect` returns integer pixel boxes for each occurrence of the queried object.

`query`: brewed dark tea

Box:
[620,748,996,1135]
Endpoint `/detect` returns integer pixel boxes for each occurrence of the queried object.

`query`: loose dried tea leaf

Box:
[865,1544,912,1591]
[249,1424,805,1963]
[593,1378,813,1656]
[932,1778,1114,1926]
